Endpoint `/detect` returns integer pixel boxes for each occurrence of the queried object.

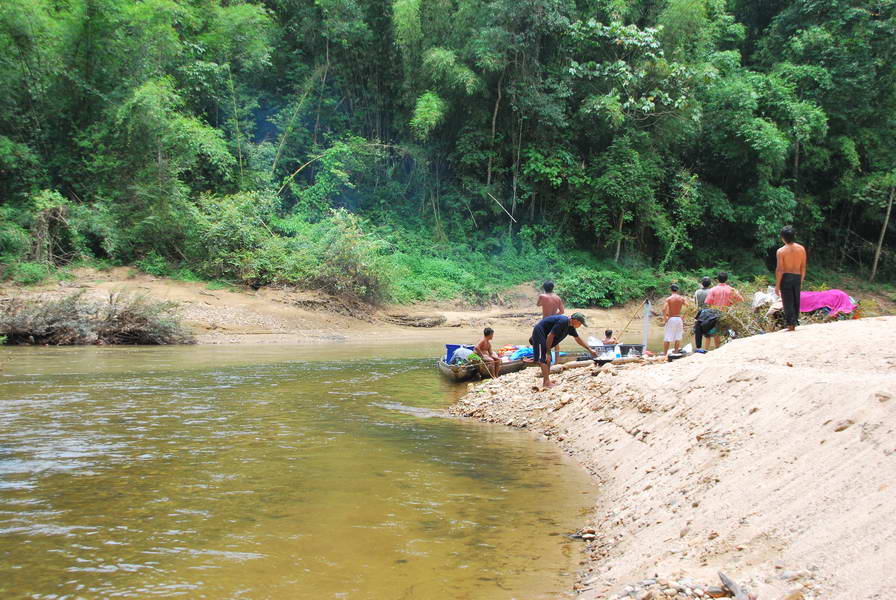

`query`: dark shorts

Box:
[529,333,549,364]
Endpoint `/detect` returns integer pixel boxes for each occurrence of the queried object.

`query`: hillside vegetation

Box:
[1,0,894,303]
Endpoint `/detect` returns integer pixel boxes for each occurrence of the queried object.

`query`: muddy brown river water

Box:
[0,343,595,599]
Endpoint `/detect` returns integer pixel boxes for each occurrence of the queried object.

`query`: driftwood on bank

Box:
[0,292,195,345]
[383,313,447,327]
[611,356,644,365]
[533,359,601,376]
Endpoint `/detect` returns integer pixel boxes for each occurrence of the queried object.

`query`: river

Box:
[0,343,595,599]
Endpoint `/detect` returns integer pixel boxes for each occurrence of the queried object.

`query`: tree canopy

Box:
[1,0,894,298]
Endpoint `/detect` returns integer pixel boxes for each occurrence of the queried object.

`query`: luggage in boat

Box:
[445,344,474,363]
[450,347,477,364]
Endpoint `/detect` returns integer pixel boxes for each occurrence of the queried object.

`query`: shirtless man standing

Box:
[662,284,688,355]
[537,280,565,317]
[775,225,807,331]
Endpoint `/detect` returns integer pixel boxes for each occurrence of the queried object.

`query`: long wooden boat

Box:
[437,358,529,382]
[438,352,581,383]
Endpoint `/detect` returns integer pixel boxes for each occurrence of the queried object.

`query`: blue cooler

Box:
[445,344,473,363]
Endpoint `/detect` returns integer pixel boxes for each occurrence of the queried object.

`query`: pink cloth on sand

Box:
[799,289,856,316]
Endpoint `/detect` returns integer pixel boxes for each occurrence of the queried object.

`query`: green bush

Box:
[171,268,202,282]
[383,229,563,305]
[177,200,393,302]
[310,209,391,302]
[0,217,30,260]
[10,262,51,285]
[135,251,171,276]
[186,191,277,276]
[205,280,235,291]
[55,268,76,282]
[556,267,655,307]
[73,257,117,271]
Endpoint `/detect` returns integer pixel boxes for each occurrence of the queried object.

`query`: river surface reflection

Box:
[0,344,594,599]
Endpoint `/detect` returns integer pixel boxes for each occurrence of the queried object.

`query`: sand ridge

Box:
[452,317,896,599]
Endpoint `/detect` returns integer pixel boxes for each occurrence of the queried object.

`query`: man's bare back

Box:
[537,293,564,317]
[776,229,807,331]
[776,243,807,277]
[664,293,686,317]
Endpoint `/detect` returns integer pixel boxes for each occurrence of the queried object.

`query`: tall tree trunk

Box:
[835,198,847,268]
[313,39,330,147]
[871,186,894,281]
[486,71,504,187]
[841,205,854,268]
[792,140,800,188]
[614,209,624,262]
[228,69,244,185]
[509,115,522,236]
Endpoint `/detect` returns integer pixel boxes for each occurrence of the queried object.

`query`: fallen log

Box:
[561,360,594,371]
[383,314,447,327]
[533,360,597,376]
[611,356,644,365]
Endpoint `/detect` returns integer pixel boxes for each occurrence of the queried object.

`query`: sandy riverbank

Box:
[0,267,659,346]
[451,317,896,600]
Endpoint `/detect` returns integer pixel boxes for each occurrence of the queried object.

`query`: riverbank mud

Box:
[0,268,657,346]
[451,317,896,600]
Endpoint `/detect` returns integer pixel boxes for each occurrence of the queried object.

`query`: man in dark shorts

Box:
[775,225,807,331]
[529,312,596,389]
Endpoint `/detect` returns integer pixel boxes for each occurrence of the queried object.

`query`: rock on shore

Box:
[451,317,896,600]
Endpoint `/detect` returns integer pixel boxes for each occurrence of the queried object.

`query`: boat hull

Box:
[437,358,529,382]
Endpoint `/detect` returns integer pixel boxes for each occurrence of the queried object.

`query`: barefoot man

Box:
[529,312,596,389]
[775,225,807,331]
[537,280,565,317]
[662,283,688,355]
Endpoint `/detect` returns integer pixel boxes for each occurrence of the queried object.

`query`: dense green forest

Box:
[0,0,893,305]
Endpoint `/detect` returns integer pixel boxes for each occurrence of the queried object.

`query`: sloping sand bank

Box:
[452,317,896,599]
[0,269,658,345]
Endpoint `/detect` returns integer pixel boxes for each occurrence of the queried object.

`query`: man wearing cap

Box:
[528,312,596,389]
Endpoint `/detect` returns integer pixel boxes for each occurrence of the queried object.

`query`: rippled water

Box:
[0,344,594,599]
